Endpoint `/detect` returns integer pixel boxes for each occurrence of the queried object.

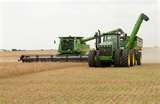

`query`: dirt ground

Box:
[0,48,160,104]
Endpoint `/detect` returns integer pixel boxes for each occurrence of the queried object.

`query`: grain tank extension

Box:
[88,13,149,67]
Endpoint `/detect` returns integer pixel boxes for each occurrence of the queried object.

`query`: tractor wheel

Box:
[130,49,135,66]
[95,60,101,67]
[88,50,96,67]
[136,52,142,65]
[120,49,131,67]
[114,49,120,67]
[95,50,102,67]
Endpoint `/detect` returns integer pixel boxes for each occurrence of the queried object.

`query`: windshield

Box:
[100,35,117,45]
[61,39,74,51]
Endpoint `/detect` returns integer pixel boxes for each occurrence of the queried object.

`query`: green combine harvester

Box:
[19,36,95,62]
[88,13,149,67]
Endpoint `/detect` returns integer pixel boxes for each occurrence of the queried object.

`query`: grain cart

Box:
[19,36,95,62]
[88,13,149,67]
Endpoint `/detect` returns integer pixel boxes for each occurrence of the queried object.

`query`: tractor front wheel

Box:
[88,50,96,67]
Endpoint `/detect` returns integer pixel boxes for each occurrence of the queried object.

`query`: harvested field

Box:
[0,48,160,63]
[0,50,57,62]
[0,48,160,104]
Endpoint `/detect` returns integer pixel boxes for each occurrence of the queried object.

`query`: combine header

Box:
[19,36,95,62]
[88,13,149,67]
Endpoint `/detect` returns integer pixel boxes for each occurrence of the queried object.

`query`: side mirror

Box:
[54,40,56,44]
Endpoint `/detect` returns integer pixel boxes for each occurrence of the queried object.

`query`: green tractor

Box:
[88,13,149,67]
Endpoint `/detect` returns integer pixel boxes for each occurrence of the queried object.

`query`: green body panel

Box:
[96,56,112,61]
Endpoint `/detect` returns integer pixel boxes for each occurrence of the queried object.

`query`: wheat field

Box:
[0,49,160,104]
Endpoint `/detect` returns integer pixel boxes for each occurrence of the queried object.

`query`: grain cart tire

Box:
[120,49,131,67]
[130,49,135,66]
[88,50,96,67]
[136,52,142,65]
[114,49,120,67]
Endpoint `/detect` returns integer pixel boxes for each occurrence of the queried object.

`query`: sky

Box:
[0,0,160,50]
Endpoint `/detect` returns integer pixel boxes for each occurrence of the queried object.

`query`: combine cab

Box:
[58,36,89,55]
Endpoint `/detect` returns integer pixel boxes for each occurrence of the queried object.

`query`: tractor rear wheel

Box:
[120,49,131,67]
[95,60,102,67]
[88,50,96,67]
[114,49,120,67]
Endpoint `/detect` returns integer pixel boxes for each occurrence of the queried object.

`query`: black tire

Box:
[88,50,96,67]
[136,52,142,65]
[130,49,135,66]
[114,49,120,67]
[95,60,101,67]
[99,61,111,67]
[120,49,130,67]
[95,50,102,67]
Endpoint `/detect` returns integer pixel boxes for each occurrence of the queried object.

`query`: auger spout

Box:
[126,13,149,49]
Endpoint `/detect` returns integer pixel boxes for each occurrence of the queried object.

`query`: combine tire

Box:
[114,49,120,67]
[120,49,131,67]
[136,52,142,65]
[88,50,96,67]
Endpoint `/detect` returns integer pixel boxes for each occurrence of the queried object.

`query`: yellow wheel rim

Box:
[133,53,135,65]
[128,54,130,66]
